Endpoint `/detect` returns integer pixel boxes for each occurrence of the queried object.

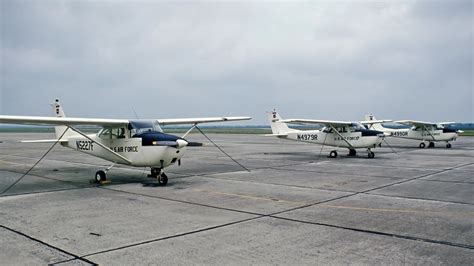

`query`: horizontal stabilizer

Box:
[264,134,288,137]
[21,139,68,143]
[360,119,392,124]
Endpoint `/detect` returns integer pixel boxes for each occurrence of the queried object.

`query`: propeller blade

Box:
[154,139,188,148]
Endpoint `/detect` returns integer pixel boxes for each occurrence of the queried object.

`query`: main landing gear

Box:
[149,167,168,186]
[367,149,375,159]
[329,150,338,158]
[94,164,115,183]
[420,141,452,149]
[348,149,357,157]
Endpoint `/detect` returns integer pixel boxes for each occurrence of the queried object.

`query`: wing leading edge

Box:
[0,116,251,127]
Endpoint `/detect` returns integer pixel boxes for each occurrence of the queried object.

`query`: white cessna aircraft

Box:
[267,110,386,158]
[364,114,461,148]
[0,99,251,185]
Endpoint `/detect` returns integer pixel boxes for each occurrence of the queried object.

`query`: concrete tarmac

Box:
[0,133,473,265]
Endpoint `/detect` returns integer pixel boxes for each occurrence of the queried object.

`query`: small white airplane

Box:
[0,99,251,185]
[267,110,386,158]
[364,114,461,148]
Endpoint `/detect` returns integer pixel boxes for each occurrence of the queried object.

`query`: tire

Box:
[151,168,161,177]
[446,143,452,148]
[329,151,338,158]
[348,149,356,156]
[428,142,435,148]
[95,170,106,183]
[158,173,168,186]
[368,152,375,159]
[419,142,426,149]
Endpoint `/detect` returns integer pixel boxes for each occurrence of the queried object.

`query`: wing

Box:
[0,115,129,127]
[395,120,437,127]
[156,117,251,126]
[360,119,392,125]
[279,119,353,127]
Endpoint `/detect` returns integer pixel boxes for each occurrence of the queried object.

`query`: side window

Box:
[117,128,126,138]
[99,128,126,139]
[99,129,112,139]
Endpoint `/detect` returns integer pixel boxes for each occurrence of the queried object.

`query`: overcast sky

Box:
[1,0,472,124]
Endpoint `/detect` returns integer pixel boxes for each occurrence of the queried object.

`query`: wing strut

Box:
[328,124,355,150]
[181,124,198,138]
[67,126,133,165]
[421,125,436,141]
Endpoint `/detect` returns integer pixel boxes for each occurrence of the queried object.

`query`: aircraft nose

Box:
[176,139,188,149]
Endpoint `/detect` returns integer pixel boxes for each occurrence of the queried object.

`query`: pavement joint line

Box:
[268,216,474,250]
[0,225,97,265]
[365,192,474,206]
[2,173,472,259]
[359,162,474,194]
[88,185,474,258]
[190,173,359,193]
[100,186,265,217]
[269,167,474,184]
[267,167,414,180]
[63,215,266,263]
[413,179,474,185]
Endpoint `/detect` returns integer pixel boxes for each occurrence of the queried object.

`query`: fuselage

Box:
[62,130,187,168]
[282,128,384,149]
[384,128,458,142]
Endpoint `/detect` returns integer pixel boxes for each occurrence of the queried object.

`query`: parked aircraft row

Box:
[0,100,462,186]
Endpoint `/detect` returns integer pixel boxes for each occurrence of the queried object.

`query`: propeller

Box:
[154,139,188,149]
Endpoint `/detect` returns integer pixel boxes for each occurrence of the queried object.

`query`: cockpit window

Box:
[351,122,366,130]
[98,127,127,139]
[128,120,163,136]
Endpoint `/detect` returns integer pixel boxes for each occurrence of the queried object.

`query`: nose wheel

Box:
[446,143,452,148]
[150,168,168,186]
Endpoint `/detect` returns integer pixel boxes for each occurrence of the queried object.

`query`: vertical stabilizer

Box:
[52,99,75,139]
[364,113,388,131]
[267,109,292,135]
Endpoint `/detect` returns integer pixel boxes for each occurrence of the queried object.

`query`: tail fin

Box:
[267,109,292,136]
[52,99,75,140]
[364,113,387,131]
[365,114,377,121]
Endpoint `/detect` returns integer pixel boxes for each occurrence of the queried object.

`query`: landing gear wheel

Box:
[446,143,452,148]
[428,142,435,148]
[329,151,338,158]
[419,142,426,149]
[368,151,375,159]
[95,170,106,183]
[151,168,161,177]
[348,149,356,157]
[158,173,168,186]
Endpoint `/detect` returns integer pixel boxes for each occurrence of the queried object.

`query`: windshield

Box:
[128,120,163,135]
[351,122,366,130]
